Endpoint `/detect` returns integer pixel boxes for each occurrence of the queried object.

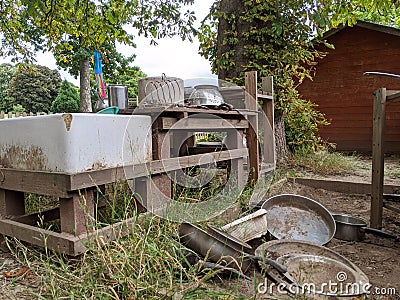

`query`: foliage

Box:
[11,104,26,114]
[113,66,147,100]
[51,80,80,113]
[0,0,196,111]
[0,63,16,111]
[198,0,399,152]
[283,98,330,152]
[7,64,62,112]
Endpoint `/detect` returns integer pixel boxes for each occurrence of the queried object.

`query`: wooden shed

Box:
[297,21,400,153]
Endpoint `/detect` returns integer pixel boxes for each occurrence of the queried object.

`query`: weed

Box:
[286,150,358,176]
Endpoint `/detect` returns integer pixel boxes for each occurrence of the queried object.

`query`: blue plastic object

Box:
[96,106,119,114]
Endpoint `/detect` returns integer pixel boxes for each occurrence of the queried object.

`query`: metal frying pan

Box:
[178,223,288,276]
[261,194,336,245]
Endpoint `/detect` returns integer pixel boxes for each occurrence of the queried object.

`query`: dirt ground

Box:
[0,156,399,299]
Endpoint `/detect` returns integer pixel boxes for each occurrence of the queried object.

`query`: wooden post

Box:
[0,189,25,251]
[245,71,259,184]
[245,71,258,111]
[261,76,275,167]
[59,189,95,235]
[225,129,245,189]
[371,88,386,229]
[0,189,25,218]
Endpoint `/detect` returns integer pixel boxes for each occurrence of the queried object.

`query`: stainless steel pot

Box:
[332,213,397,242]
[108,84,128,110]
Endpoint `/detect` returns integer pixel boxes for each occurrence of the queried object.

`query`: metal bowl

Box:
[188,85,224,106]
[261,194,336,245]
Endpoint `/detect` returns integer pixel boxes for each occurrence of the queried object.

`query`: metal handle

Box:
[247,255,287,273]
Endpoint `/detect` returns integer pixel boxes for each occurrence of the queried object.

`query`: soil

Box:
[0,156,399,299]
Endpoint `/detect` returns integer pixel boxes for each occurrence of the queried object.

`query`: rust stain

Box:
[62,113,73,131]
[0,145,47,171]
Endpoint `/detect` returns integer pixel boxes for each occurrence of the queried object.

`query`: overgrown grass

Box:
[7,172,254,299]
[285,150,358,176]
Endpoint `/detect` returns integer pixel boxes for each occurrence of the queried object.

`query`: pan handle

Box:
[363,227,397,239]
[247,254,287,274]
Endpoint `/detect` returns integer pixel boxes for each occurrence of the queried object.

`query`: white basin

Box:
[0,113,152,173]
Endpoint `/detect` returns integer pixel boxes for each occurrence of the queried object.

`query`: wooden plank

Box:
[262,76,274,96]
[160,117,249,130]
[383,202,400,214]
[257,94,273,101]
[0,219,76,255]
[12,207,60,226]
[245,71,258,111]
[261,77,275,167]
[291,177,400,195]
[0,168,71,197]
[70,149,248,190]
[246,115,259,184]
[386,90,400,102]
[225,129,245,189]
[371,88,386,229]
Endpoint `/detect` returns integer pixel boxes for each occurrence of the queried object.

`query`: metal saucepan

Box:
[178,223,288,275]
[261,194,336,245]
[332,213,397,242]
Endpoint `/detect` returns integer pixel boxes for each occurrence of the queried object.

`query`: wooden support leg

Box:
[60,189,95,235]
[371,88,386,229]
[0,189,25,252]
[0,189,25,218]
[226,129,245,189]
[246,114,259,184]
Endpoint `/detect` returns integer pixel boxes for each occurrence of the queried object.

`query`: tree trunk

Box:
[79,58,92,112]
[274,110,288,163]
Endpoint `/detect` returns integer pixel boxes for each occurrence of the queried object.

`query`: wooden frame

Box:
[0,71,276,256]
[371,88,400,228]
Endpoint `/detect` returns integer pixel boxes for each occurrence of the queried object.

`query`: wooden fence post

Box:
[371,88,386,229]
[245,71,259,184]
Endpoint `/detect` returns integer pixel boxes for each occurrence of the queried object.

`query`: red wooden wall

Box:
[297,25,400,153]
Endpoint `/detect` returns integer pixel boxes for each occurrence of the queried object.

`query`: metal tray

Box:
[261,194,336,245]
[255,239,369,294]
[221,209,268,242]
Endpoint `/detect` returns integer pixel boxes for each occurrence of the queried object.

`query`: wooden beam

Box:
[0,189,25,218]
[386,90,400,102]
[70,149,248,191]
[383,202,400,214]
[262,76,274,96]
[246,115,259,184]
[160,117,249,130]
[261,76,275,167]
[0,168,71,198]
[245,71,258,111]
[12,207,60,226]
[60,189,95,235]
[0,219,76,255]
[371,88,386,229]
[291,177,400,195]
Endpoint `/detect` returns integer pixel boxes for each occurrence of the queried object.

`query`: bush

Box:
[51,80,80,113]
[282,97,330,152]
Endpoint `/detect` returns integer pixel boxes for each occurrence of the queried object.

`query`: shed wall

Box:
[297,26,400,153]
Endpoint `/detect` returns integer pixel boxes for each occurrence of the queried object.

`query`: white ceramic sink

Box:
[0,113,152,173]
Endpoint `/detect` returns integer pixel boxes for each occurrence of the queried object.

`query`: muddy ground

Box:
[0,156,399,299]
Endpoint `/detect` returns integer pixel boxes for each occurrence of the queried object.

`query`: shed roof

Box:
[323,20,400,39]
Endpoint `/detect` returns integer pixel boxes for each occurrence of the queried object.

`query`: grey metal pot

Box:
[332,213,397,242]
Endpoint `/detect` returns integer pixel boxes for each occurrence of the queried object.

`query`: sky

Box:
[0,0,217,86]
